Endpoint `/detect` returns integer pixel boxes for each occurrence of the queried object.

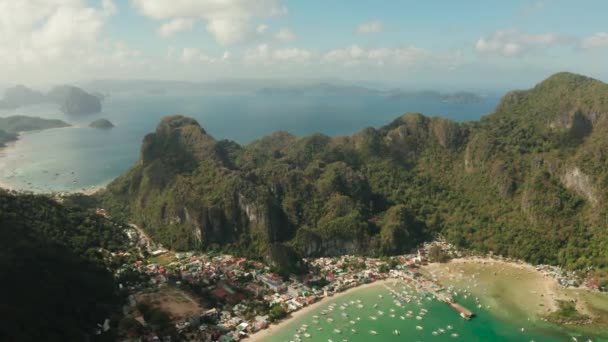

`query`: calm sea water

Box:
[264,281,595,342]
[0,93,498,192]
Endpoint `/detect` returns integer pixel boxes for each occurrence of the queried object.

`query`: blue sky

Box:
[2,0,608,90]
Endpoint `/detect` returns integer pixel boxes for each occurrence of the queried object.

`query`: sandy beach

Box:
[243,278,394,342]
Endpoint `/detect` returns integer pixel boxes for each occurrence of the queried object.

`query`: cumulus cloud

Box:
[131,0,287,45]
[357,20,383,33]
[244,44,313,64]
[475,29,569,56]
[275,28,296,42]
[158,18,194,37]
[581,32,608,49]
[0,0,117,68]
[323,45,427,66]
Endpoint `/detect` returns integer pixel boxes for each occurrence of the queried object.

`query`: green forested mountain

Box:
[0,190,128,341]
[101,72,608,272]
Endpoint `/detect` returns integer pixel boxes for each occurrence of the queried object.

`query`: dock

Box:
[386,272,475,320]
[448,302,474,319]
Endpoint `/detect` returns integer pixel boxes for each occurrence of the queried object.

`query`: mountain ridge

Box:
[101,72,608,273]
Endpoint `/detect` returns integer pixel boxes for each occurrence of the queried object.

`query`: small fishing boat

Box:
[369,330,378,335]
[416,326,423,330]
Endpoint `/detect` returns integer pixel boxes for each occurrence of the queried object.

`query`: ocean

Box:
[261,281,595,342]
[0,92,499,193]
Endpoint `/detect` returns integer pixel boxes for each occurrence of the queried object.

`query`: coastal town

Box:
[91,210,602,342]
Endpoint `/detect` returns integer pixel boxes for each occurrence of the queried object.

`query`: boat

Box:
[369,316,377,320]
[447,325,453,330]
[369,330,378,335]
[304,333,311,338]
[333,329,341,334]
[416,326,423,330]
[451,333,459,338]
[432,331,439,336]
[416,316,422,320]
[351,329,357,333]
[393,329,400,335]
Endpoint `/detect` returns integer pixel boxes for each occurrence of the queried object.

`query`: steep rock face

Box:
[561,167,598,205]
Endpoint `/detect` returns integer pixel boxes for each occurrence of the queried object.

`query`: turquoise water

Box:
[263,281,596,342]
[0,93,498,192]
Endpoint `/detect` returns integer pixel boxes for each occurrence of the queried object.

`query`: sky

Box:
[1,0,608,90]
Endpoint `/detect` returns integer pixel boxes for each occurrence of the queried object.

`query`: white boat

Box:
[369,330,378,335]
[416,316,422,320]
[393,329,400,335]
[451,333,459,338]
[416,326,423,330]
[333,329,341,334]
[369,316,377,320]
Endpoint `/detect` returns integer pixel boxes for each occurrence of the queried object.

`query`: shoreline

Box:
[423,257,561,314]
[243,278,394,342]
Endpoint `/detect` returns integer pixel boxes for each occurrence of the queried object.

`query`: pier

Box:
[448,302,474,319]
[386,271,475,320]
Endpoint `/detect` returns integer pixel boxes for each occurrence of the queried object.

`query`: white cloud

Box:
[323,45,427,66]
[275,28,296,42]
[179,47,216,64]
[582,32,608,49]
[131,0,287,45]
[0,0,116,67]
[158,18,194,37]
[244,44,313,64]
[357,20,383,33]
[475,29,569,56]
[256,24,268,34]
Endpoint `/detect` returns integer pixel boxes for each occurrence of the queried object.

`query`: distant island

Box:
[89,119,114,129]
[0,115,70,147]
[388,90,484,104]
[0,84,102,116]
[255,83,484,104]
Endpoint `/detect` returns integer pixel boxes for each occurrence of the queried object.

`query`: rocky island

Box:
[47,85,102,116]
[0,84,102,116]
[89,118,114,129]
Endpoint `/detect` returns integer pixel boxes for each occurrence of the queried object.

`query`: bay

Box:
[260,281,592,342]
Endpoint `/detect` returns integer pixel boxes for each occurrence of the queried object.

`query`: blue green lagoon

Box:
[257,280,602,342]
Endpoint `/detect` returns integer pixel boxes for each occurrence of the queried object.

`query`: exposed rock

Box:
[561,167,598,205]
